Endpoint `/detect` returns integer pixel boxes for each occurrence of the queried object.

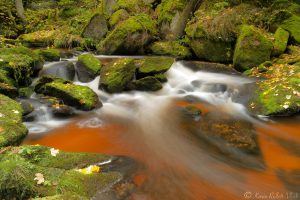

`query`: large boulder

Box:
[0,94,27,148]
[190,39,233,63]
[99,58,136,93]
[233,25,273,71]
[97,14,157,55]
[76,54,102,83]
[35,76,101,111]
[81,14,108,41]
[0,145,124,199]
[155,0,199,40]
[109,9,130,28]
[0,46,44,85]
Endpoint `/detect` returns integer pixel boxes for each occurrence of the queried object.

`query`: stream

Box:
[23,56,300,200]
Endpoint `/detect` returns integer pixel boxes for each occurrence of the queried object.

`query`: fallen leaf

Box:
[34,173,45,185]
[50,148,59,157]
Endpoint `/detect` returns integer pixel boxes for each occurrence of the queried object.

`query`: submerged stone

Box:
[35,76,101,111]
[76,54,102,83]
[233,25,273,71]
[99,58,136,93]
[128,76,163,91]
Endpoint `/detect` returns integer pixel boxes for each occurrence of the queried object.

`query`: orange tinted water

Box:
[24,109,300,200]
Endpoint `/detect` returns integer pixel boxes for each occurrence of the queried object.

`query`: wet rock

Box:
[37,49,61,61]
[39,61,75,81]
[190,39,233,63]
[35,76,101,111]
[51,104,74,118]
[18,87,34,98]
[276,169,300,193]
[99,58,136,93]
[0,46,44,85]
[137,57,174,77]
[200,83,227,93]
[0,94,28,148]
[97,14,157,55]
[128,76,162,91]
[20,100,34,116]
[81,14,108,41]
[0,145,126,199]
[76,54,102,83]
[179,105,202,121]
[245,61,300,116]
[233,25,273,71]
[150,41,192,58]
[272,27,290,57]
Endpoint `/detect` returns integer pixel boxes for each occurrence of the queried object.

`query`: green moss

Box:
[280,15,300,44]
[150,41,192,58]
[37,49,61,62]
[100,58,136,93]
[33,193,88,200]
[0,69,16,86]
[97,14,157,54]
[137,57,174,74]
[129,76,163,91]
[18,145,111,170]
[154,73,168,82]
[35,76,100,110]
[233,25,273,71]
[109,9,129,27]
[18,87,34,98]
[272,27,290,56]
[246,61,300,116]
[19,31,57,47]
[190,39,233,63]
[0,148,122,199]
[77,54,102,75]
[113,0,151,13]
[0,46,44,86]
[0,94,27,148]
[155,0,187,24]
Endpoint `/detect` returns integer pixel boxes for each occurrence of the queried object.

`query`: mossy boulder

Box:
[272,27,290,56]
[81,13,108,41]
[0,146,122,199]
[155,0,198,40]
[190,39,233,63]
[37,49,61,62]
[137,57,174,76]
[97,14,157,54]
[99,58,136,93]
[233,25,273,71]
[109,9,130,28]
[246,60,300,116]
[0,94,27,148]
[280,15,300,44]
[128,76,163,91]
[0,46,44,85]
[35,76,101,110]
[76,54,102,82]
[150,41,192,58]
[18,30,57,47]
[0,83,18,98]
[112,0,152,14]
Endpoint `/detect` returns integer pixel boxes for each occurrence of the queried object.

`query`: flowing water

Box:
[23,57,300,200]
